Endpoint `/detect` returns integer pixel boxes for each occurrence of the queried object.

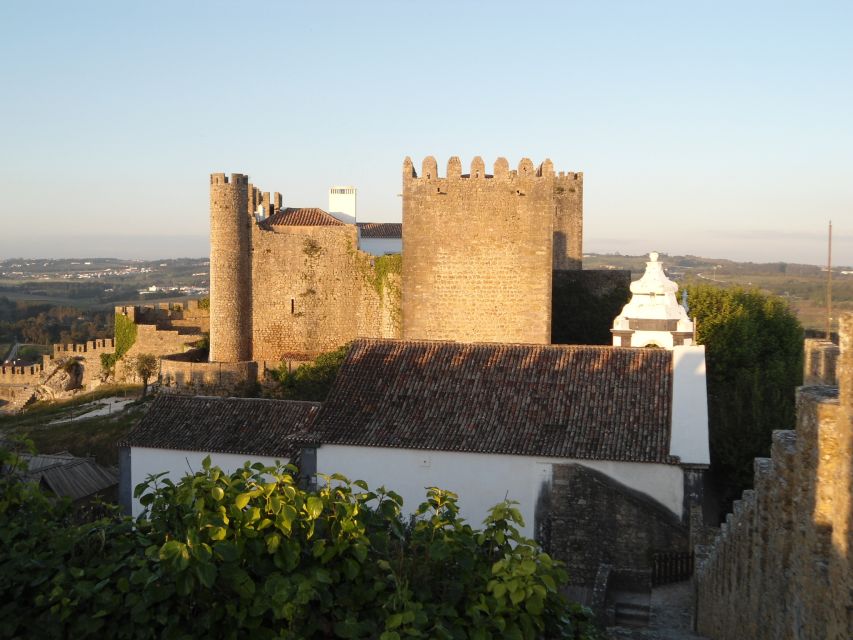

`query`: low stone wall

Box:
[115,300,209,333]
[695,314,852,640]
[159,359,258,396]
[0,361,45,385]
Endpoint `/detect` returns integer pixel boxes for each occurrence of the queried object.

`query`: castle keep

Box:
[209,156,590,372]
[402,156,583,344]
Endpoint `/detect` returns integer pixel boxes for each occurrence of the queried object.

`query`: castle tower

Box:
[402,156,564,345]
[611,252,694,348]
[209,173,251,362]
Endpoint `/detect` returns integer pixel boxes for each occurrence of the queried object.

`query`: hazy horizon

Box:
[1,1,850,266]
[2,233,850,269]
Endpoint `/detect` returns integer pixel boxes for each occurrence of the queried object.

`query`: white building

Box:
[293,338,709,533]
[611,252,695,349]
[120,335,710,588]
[356,222,402,256]
[118,395,319,516]
[328,186,357,224]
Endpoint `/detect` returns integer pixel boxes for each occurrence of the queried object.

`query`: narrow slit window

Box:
[291,299,295,314]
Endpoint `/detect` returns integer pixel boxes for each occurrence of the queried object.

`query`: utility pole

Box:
[826,220,833,340]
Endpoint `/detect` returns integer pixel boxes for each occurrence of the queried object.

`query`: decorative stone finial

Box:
[611,250,695,349]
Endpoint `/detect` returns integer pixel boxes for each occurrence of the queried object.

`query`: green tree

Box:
[273,343,350,401]
[0,455,599,639]
[132,353,158,397]
[686,285,803,498]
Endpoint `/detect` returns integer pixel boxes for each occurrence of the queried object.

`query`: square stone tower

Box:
[401,156,582,344]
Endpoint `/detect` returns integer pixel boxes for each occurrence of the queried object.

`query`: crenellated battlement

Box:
[210,173,249,186]
[403,156,583,183]
[0,361,45,382]
[53,339,115,357]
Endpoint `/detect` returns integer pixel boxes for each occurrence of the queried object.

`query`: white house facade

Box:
[118,395,319,516]
[315,446,686,538]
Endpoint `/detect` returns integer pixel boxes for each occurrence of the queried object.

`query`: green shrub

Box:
[0,454,599,639]
[274,344,351,401]
[100,313,138,377]
[113,313,137,359]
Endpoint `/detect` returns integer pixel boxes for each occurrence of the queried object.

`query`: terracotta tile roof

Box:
[263,208,345,227]
[294,340,677,464]
[120,395,320,458]
[357,222,402,238]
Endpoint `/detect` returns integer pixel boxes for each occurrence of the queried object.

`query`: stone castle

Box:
[208,156,595,375]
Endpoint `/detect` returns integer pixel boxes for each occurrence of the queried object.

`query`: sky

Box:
[0,1,851,265]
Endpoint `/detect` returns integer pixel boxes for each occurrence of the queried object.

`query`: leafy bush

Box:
[100,313,138,377]
[114,313,137,359]
[273,344,350,401]
[686,285,803,497]
[0,455,598,639]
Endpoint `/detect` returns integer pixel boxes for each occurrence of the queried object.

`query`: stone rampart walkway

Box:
[607,581,710,640]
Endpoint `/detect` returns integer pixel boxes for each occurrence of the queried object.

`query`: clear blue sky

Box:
[1,1,850,265]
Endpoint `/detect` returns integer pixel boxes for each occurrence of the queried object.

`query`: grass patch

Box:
[0,385,149,467]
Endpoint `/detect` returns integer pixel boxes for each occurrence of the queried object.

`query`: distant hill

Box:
[584,253,851,333]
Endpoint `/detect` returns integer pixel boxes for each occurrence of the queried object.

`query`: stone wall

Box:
[401,156,580,345]
[0,360,45,385]
[114,305,204,383]
[538,463,689,591]
[114,301,209,334]
[159,358,258,396]
[250,224,400,361]
[117,324,203,382]
[695,313,852,640]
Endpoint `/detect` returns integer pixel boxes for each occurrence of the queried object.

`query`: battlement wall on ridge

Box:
[695,313,852,639]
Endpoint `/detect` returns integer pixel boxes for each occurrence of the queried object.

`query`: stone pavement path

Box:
[607,581,710,640]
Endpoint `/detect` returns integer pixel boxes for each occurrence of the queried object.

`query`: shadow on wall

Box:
[551,270,631,345]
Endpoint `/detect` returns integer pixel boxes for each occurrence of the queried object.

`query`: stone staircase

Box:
[614,600,651,627]
[606,581,710,640]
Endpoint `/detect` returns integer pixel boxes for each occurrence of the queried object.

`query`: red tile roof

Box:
[295,339,677,464]
[263,208,345,227]
[357,222,402,238]
[121,395,320,458]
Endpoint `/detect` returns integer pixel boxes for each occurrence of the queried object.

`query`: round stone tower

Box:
[209,173,251,362]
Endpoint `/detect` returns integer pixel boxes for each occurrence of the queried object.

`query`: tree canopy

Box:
[685,284,803,496]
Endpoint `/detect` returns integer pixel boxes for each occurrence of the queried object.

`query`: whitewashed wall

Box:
[129,447,287,517]
[670,345,710,465]
[358,237,402,256]
[316,446,685,538]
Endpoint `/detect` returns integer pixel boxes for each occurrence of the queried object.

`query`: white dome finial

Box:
[649,251,659,262]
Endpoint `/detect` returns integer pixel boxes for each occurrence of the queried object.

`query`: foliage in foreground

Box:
[686,284,803,495]
[0,452,597,640]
